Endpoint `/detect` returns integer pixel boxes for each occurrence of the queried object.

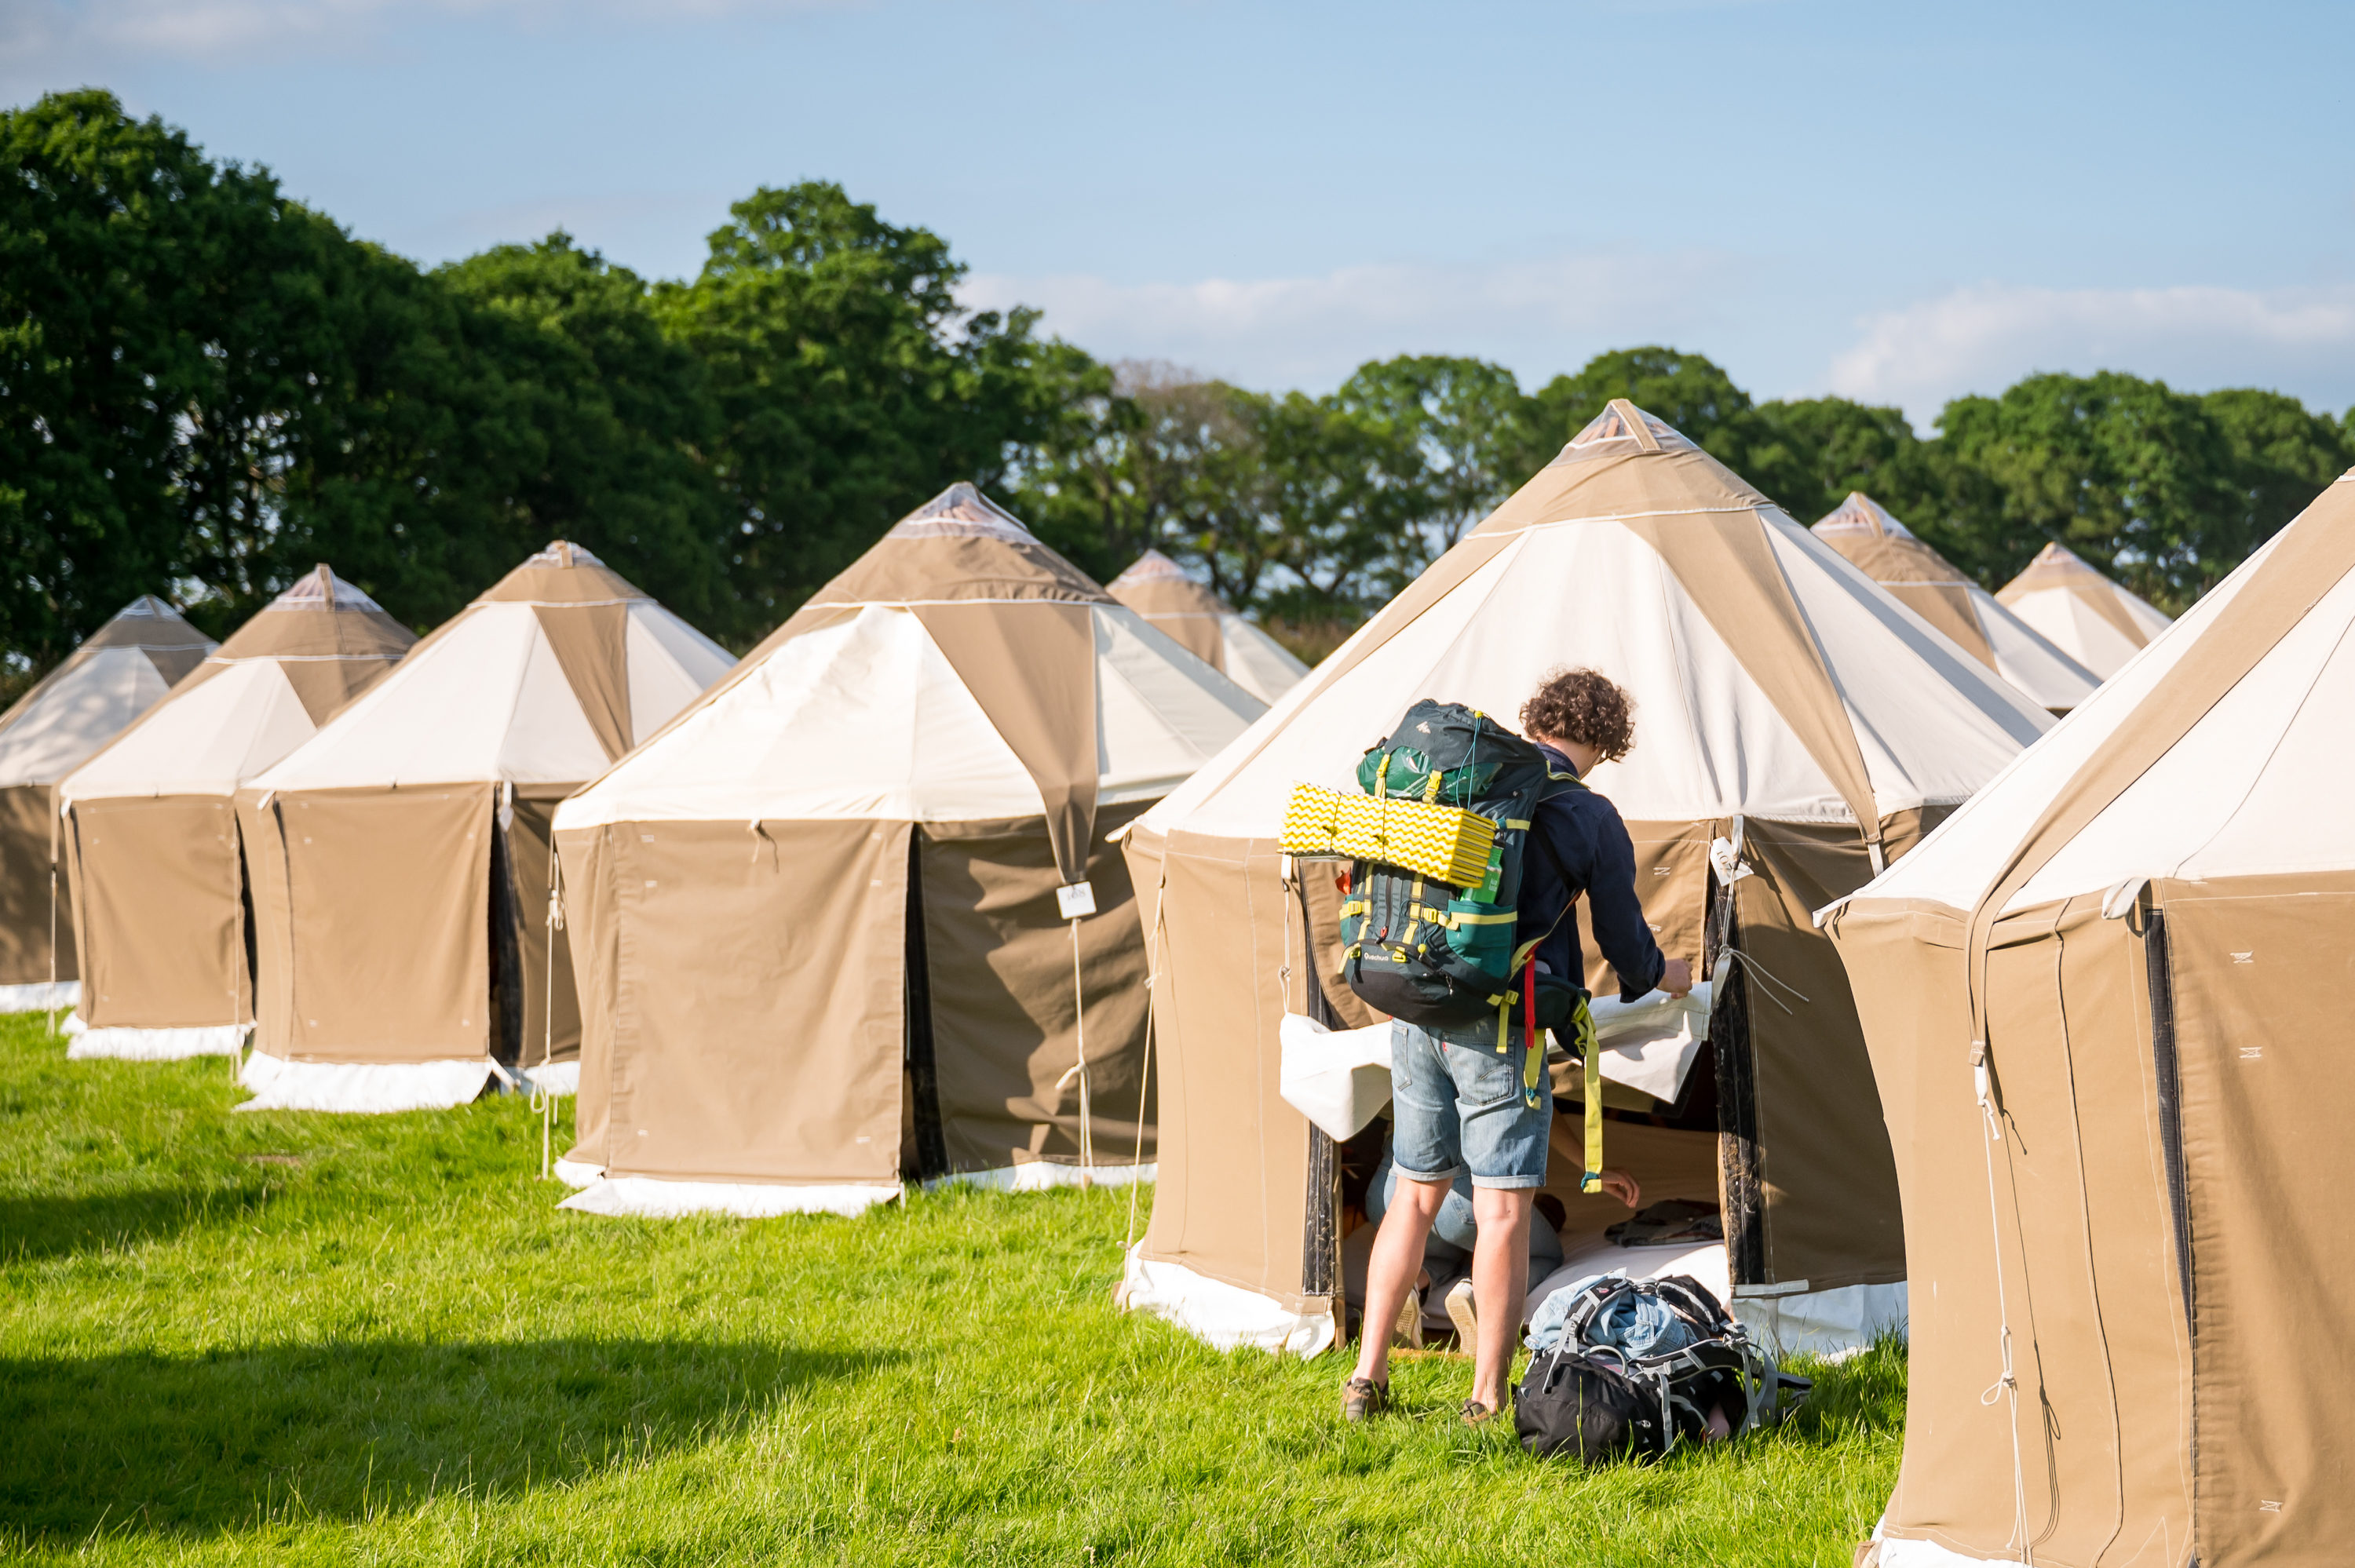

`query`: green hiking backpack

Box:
[1336,701,1592,1095]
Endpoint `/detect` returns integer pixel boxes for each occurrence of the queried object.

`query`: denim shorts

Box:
[1389,1016,1551,1190]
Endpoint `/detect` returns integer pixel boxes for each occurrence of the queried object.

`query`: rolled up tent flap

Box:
[912,601,1101,887]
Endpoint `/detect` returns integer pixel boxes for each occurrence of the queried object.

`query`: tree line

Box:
[6,89,2350,683]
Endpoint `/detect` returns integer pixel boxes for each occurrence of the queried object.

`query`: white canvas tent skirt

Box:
[0,980,78,1013]
[63,1014,246,1059]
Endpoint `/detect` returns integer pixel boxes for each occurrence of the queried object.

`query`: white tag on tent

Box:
[1278,1013,1394,1142]
[1057,881,1097,920]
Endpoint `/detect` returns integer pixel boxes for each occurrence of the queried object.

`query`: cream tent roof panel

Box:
[1145,504,2048,844]
[0,596,217,787]
[248,551,731,793]
[0,649,180,788]
[557,602,1262,829]
[1094,607,1265,804]
[1765,523,2048,806]
[1850,531,2276,914]
[558,605,1037,827]
[1216,616,1312,703]
[62,659,316,800]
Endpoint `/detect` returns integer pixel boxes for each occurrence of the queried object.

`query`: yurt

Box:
[0,596,214,1012]
[58,567,415,1059]
[1812,494,2099,713]
[550,483,1263,1219]
[1994,539,2173,680]
[1116,402,2054,1358]
[233,543,733,1113]
[1825,471,2355,1567]
[1106,549,1309,703]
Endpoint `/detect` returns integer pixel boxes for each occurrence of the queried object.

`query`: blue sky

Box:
[8,0,2354,425]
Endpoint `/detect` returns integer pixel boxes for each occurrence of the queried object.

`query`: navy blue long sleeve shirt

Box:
[1515,744,1667,1004]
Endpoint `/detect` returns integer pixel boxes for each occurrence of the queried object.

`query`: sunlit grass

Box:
[0,1011,1900,1564]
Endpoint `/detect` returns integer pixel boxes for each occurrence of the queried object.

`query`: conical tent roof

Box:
[1106,549,1309,704]
[0,596,214,1005]
[0,596,215,790]
[232,543,735,1114]
[57,567,416,1056]
[1118,400,2052,1356]
[1824,471,2355,1565]
[1811,493,2099,713]
[65,567,414,804]
[1994,538,2173,679]
[550,483,1265,1217]
[249,542,732,794]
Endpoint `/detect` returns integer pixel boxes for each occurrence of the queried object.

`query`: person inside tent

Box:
[1342,669,1692,1425]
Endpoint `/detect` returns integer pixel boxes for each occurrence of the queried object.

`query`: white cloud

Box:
[1829,282,2355,425]
[961,250,1754,392]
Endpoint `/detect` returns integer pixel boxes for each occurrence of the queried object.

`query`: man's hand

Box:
[1659,957,1692,998]
[1596,1168,1643,1209]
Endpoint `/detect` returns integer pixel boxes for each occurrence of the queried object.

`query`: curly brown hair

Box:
[1519,667,1636,763]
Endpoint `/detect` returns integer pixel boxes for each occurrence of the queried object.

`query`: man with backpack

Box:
[1341,669,1692,1425]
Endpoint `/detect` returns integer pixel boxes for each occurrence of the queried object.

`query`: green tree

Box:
[2200,388,2351,560]
[1939,371,2244,610]
[1527,346,1824,516]
[1331,355,1533,560]
[0,89,342,655]
[656,183,1070,636]
[430,235,730,632]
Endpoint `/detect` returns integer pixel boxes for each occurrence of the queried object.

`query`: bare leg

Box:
[1351,1175,1448,1389]
[1467,1185,1535,1412]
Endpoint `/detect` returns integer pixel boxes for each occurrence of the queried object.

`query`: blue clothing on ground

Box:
[1526,1274,1702,1356]
[1523,743,1667,1002]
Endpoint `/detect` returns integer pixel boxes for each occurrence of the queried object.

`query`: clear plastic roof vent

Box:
[523,541,606,570]
[1812,493,1918,542]
[266,565,385,613]
[886,482,1035,543]
[1555,399,1699,465]
[113,595,175,618]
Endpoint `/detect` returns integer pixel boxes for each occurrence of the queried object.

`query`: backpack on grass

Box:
[1513,1274,1809,1463]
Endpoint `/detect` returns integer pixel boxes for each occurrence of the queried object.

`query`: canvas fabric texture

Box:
[62,568,414,1031]
[1828,474,2355,1566]
[562,817,911,1185]
[918,802,1154,1173]
[0,784,68,986]
[65,796,246,1028]
[1125,822,1320,1311]
[242,784,497,1063]
[1108,550,1229,669]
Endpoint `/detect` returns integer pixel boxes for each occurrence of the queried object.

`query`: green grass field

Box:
[0,1012,1901,1565]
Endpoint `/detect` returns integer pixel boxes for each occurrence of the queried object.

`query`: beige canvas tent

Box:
[1117,402,2054,1357]
[0,596,214,1012]
[550,483,1264,1219]
[1812,494,2099,713]
[1106,549,1309,703]
[58,567,415,1059]
[1995,539,2173,680]
[1825,470,2355,1568]
[233,543,733,1113]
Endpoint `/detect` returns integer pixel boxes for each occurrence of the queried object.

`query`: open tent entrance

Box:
[1308,866,1753,1347]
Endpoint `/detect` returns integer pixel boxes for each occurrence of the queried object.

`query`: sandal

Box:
[1459,1397,1501,1427]
[1342,1377,1391,1422]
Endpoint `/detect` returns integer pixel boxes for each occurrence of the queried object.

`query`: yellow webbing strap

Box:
[1569,997,1602,1191]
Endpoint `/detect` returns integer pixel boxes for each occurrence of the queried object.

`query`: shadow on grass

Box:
[0,1185,273,1264]
[0,1336,890,1540]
